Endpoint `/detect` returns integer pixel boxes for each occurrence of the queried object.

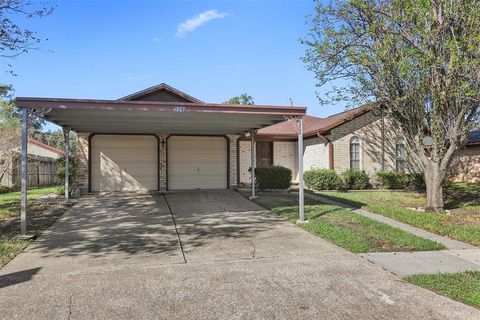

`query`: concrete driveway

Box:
[0,190,478,319]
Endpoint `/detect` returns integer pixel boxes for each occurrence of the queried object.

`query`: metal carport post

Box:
[20,109,28,236]
[249,129,257,200]
[297,116,305,223]
[63,127,70,203]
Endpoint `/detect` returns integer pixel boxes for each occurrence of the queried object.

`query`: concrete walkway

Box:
[307,192,480,276]
[1,191,478,319]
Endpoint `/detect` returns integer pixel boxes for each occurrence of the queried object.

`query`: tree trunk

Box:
[424,165,445,211]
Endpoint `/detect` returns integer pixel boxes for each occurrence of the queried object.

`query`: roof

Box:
[257,105,371,138]
[118,83,204,103]
[29,139,64,155]
[16,97,306,135]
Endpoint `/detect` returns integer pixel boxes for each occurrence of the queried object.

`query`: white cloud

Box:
[152,37,161,43]
[176,9,228,38]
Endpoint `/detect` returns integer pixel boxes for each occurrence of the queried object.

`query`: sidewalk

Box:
[306,192,480,276]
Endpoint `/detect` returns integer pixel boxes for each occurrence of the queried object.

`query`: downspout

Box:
[317,132,334,170]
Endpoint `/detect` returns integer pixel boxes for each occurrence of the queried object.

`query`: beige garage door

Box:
[168,136,227,190]
[91,135,157,192]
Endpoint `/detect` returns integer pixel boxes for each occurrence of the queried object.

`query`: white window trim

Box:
[350,136,362,171]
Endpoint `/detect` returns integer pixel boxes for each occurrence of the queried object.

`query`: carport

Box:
[16,97,307,236]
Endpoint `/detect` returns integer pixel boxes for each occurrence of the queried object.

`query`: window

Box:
[350,137,361,170]
[256,142,273,167]
[396,139,406,172]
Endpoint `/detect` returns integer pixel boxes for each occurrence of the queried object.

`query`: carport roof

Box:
[16,97,307,135]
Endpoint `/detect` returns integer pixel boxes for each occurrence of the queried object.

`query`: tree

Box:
[302,0,480,210]
[0,86,45,184]
[0,0,53,59]
[225,93,254,105]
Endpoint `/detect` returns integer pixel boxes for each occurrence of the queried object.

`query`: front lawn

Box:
[0,186,66,269]
[0,186,57,220]
[318,185,480,246]
[246,193,445,253]
[405,271,480,309]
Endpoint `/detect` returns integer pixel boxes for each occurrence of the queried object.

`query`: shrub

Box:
[255,166,292,189]
[0,185,12,194]
[376,171,404,189]
[403,172,426,190]
[55,155,78,196]
[342,170,371,190]
[304,169,343,190]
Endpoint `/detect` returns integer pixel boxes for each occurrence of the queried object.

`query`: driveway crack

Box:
[67,295,72,320]
[163,194,187,263]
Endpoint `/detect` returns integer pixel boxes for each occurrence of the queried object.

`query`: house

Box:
[16,83,477,195]
[16,83,306,195]
[447,129,480,183]
[0,139,63,188]
[239,107,480,185]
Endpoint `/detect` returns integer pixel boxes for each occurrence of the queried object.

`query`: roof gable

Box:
[257,105,371,137]
[118,83,203,103]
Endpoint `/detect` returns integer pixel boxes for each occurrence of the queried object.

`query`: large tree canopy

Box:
[303,0,480,209]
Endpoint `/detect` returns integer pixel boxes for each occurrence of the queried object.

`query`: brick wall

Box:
[303,137,328,171]
[157,134,168,190]
[226,135,239,188]
[329,113,418,181]
[239,140,297,184]
[75,132,90,195]
[239,140,252,184]
[274,141,297,181]
[447,145,480,183]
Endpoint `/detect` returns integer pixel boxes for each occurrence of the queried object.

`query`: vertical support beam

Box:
[249,129,257,199]
[381,108,385,171]
[63,127,70,202]
[20,109,28,236]
[297,116,305,223]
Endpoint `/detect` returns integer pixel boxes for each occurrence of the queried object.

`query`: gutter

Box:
[316,132,334,170]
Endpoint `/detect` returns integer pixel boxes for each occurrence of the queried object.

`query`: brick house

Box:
[18,83,306,195]
[239,107,480,185]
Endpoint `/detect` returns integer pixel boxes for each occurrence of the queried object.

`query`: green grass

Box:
[0,186,57,220]
[318,187,480,246]
[0,186,65,269]
[444,183,480,213]
[406,272,480,309]
[249,193,445,253]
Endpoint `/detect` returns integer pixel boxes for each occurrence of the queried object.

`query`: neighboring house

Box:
[239,107,480,185]
[447,129,480,183]
[0,139,63,188]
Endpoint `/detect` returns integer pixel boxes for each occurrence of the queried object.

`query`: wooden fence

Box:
[1,155,59,189]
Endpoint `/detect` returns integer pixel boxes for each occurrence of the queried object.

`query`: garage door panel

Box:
[168,136,227,190]
[91,135,158,192]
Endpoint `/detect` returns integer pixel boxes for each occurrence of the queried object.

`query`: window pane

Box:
[350,138,360,170]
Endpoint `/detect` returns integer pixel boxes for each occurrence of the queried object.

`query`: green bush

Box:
[403,172,426,190]
[0,185,12,194]
[55,155,78,196]
[255,166,292,189]
[342,170,371,190]
[304,169,343,190]
[376,171,405,189]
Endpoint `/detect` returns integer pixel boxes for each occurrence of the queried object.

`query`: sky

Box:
[1,0,347,131]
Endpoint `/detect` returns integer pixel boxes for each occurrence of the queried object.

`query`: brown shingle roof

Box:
[257,105,371,137]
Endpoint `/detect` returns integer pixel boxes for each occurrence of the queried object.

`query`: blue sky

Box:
[2,0,347,130]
